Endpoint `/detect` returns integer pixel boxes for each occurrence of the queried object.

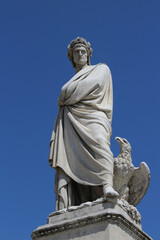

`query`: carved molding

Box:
[31,211,151,240]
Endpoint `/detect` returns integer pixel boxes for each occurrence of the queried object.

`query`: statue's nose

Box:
[78,51,83,56]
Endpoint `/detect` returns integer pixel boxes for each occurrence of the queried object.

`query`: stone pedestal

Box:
[31,199,152,240]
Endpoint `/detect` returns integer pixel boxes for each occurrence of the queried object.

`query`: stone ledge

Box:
[48,198,141,224]
[31,201,152,240]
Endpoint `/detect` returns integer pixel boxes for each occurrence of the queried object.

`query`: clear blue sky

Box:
[0,1,159,239]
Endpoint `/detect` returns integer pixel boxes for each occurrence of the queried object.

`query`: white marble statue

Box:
[49,37,119,210]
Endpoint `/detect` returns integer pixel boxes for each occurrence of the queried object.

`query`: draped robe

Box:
[49,63,114,209]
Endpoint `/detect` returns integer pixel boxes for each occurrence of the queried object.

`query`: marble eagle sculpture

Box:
[113,137,150,206]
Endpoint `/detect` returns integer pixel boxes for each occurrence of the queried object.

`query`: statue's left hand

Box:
[48,159,53,167]
[48,139,54,167]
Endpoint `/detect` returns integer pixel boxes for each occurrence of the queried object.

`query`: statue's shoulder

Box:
[94,63,111,74]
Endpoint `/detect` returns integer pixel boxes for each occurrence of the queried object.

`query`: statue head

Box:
[67,37,93,68]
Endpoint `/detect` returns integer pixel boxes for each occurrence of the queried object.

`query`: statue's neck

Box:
[75,64,88,73]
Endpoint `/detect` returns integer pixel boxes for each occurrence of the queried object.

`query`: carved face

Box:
[72,46,88,67]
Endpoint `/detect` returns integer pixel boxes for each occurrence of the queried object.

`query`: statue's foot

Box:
[103,186,119,198]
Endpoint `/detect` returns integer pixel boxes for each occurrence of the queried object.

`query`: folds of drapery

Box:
[49,64,114,208]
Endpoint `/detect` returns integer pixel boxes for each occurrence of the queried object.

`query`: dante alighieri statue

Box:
[49,37,119,210]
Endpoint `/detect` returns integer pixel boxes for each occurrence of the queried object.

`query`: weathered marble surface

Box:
[49,37,119,210]
[31,37,152,240]
[114,137,151,206]
[31,199,152,240]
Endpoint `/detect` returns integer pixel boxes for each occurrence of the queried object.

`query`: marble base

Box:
[31,199,152,240]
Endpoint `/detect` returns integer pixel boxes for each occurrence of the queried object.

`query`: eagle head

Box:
[115,137,132,162]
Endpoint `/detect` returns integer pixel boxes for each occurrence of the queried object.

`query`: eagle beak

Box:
[115,137,122,143]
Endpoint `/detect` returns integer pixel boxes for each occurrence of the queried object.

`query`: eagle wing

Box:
[128,162,151,206]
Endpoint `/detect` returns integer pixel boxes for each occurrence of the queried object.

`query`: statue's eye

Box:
[123,139,128,143]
